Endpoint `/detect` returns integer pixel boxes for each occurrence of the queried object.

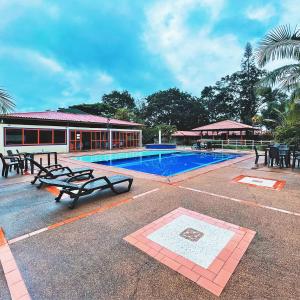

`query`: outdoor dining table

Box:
[264,145,290,168]
[264,147,269,165]
[24,151,58,174]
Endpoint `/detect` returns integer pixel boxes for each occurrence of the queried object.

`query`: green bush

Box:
[275,122,300,145]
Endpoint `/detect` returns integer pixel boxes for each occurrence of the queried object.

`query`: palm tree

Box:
[0,88,15,114]
[256,25,300,101]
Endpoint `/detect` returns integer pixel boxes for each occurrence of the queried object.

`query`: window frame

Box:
[4,127,67,146]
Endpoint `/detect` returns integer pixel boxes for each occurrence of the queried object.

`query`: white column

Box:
[158,129,162,144]
[109,130,112,150]
[139,130,143,147]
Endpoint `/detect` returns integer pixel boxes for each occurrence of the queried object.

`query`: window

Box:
[24,129,38,144]
[39,130,52,144]
[5,129,22,145]
[4,128,66,146]
[54,130,65,144]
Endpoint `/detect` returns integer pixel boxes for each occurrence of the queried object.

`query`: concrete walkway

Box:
[0,152,299,299]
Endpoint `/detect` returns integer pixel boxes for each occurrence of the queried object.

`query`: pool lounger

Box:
[28,158,94,184]
[40,174,133,208]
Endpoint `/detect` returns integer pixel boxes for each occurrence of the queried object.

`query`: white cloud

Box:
[0,0,60,30]
[255,0,299,71]
[246,4,275,22]
[0,46,117,108]
[143,0,242,94]
[279,0,299,26]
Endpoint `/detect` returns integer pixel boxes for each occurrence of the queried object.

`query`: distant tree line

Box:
[59,41,294,143]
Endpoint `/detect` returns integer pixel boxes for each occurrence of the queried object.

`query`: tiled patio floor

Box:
[124,207,255,296]
[0,150,299,299]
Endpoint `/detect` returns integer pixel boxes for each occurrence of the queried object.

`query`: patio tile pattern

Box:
[124,207,256,296]
[0,229,31,300]
[233,175,285,191]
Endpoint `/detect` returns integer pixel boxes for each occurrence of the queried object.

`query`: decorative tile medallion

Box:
[233,175,285,191]
[180,228,203,242]
[124,207,256,296]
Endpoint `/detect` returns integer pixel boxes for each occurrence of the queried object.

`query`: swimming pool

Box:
[73,150,242,177]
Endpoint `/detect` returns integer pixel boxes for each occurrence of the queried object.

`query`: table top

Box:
[25,151,57,155]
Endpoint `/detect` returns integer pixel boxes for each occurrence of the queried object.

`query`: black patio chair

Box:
[0,153,23,178]
[7,150,25,168]
[268,146,280,167]
[206,141,214,150]
[292,148,300,169]
[192,143,199,150]
[254,146,265,165]
[39,174,133,208]
[28,158,94,184]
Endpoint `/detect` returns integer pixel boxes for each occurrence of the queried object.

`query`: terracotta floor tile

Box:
[178,265,200,282]
[214,269,232,287]
[208,258,224,274]
[192,265,216,281]
[197,277,222,296]
[161,257,180,271]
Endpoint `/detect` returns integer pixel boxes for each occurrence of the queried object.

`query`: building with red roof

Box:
[0,111,143,153]
[172,120,260,145]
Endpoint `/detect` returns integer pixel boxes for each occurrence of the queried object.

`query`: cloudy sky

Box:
[0,0,298,111]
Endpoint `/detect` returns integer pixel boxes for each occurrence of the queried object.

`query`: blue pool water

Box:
[74,150,242,177]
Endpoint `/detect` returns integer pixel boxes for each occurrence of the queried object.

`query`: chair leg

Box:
[69,196,79,209]
[127,179,133,191]
[111,179,133,194]
[5,167,9,178]
[31,176,38,184]
[255,156,258,164]
[55,190,64,202]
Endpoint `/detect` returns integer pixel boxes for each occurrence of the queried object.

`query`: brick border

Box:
[124,207,256,296]
[0,228,31,300]
[233,175,286,191]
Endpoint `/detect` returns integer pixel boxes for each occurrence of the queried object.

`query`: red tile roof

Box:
[171,131,201,137]
[2,111,142,127]
[193,120,254,131]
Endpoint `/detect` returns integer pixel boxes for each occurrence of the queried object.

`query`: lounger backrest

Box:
[26,158,50,174]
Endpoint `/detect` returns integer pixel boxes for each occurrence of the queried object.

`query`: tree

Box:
[274,101,300,144]
[238,43,265,124]
[142,124,177,144]
[65,90,136,118]
[141,88,208,130]
[200,44,266,125]
[201,78,238,122]
[102,90,135,112]
[67,102,113,117]
[259,88,289,130]
[0,88,15,114]
[114,108,136,121]
[256,25,300,102]
[156,124,177,142]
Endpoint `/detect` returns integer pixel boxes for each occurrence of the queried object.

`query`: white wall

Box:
[0,123,142,153]
[0,123,68,154]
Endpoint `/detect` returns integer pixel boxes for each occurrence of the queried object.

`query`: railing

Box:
[178,139,273,151]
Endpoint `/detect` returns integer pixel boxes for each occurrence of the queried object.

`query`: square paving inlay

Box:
[233,175,285,191]
[180,228,204,242]
[124,207,256,296]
